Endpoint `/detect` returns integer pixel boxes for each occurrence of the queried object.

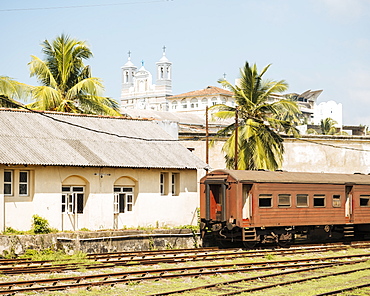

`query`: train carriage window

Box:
[259,194,272,208]
[332,195,341,207]
[296,194,308,207]
[313,194,326,207]
[360,195,370,207]
[278,194,291,207]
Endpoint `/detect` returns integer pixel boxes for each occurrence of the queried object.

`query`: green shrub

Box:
[31,215,51,234]
[3,227,27,235]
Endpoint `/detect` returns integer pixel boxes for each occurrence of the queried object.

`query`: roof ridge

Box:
[0,107,152,121]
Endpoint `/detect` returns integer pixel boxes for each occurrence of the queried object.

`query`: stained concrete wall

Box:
[0,229,199,256]
[181,135,370,174]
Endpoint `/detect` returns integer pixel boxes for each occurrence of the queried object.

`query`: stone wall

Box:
[0,229,200,256]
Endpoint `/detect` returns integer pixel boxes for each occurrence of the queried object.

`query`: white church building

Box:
[121,47,172,111]
[120,50,344,134]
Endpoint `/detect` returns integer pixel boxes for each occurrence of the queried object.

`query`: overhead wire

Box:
[0,0,172,12]
[0,96,178,142]
[1,96,370,152]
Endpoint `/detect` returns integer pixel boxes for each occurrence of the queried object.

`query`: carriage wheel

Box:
[278,232,292,248]
[243,241,258,249]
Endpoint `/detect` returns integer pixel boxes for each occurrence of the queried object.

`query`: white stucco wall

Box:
[314,101,343,127]
[0,166,200,232]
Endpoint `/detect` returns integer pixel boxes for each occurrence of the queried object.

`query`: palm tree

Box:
[27,34,121,116]
[0,76,30,108]
[320,117,337,135]
[210,61,300,171]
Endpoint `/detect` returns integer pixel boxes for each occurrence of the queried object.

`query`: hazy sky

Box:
[1,0,370,125]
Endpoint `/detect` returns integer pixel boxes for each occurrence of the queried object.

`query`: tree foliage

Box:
[210,61,300,171]
[0,76,30,108]
[320,117,337,135]
[27,34,121,116]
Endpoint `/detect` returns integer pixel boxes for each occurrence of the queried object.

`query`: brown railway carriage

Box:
[200,169,370,247]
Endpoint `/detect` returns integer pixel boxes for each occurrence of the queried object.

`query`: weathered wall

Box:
[0,229,199,256]
[181,135,370,174]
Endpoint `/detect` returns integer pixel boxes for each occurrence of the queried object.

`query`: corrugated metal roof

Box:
[0,109,207,169]
[207,169,370,185]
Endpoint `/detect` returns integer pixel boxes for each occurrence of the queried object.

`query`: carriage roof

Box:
[202,169,370,185]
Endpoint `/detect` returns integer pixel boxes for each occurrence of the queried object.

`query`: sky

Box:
[1,0,370,125]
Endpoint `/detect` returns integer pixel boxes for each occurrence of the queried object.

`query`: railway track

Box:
[0,243,369,295]
[1,242,369,275]
[0,253,369,295]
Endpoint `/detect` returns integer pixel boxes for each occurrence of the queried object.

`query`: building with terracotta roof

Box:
[167,86,234,115]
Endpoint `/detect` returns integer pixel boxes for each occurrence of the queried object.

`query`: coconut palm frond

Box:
[28,86,62,110]
[27,34,120,116]
[0,76,31,103]
[29,55,58,89]
[320,117,337,135]
[214,61,299,170]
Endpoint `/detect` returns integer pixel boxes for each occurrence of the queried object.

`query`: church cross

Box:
[128,50,131,58]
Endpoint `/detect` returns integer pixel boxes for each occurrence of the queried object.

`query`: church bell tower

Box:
[156,46,172,92]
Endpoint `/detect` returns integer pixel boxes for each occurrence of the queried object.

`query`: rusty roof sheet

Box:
[206,169,370,185]
[0,109,207,169]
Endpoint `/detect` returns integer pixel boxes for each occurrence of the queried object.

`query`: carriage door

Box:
[206,183,226,221]
[242,184,253,221]
[345,185,353,222]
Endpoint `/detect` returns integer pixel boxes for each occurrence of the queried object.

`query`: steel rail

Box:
[0,258,353,289]
[86,247,220,259]
[0,259,362,295]
[0,243,364,269]
[148,265,370,296]
[80,244,370,263]
[0,248,220,266]
[314,283,370,296]
[217,266,370,296]
[2,249,370,275]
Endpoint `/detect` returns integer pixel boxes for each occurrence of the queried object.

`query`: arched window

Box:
[114,177,136,214]
[221,98,227,105]
[211,97,217,106]
[190,98,198,108]
[202,98,208,106]
[62,175,88,215]
[181,99,187,109]
[171,100,178,110]
[167,66,171,79]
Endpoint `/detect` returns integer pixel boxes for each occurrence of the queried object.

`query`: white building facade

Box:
[0,110,207,232]
[121,48,172,111]
[314,100,343,127]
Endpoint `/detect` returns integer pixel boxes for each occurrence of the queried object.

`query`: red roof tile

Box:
[169,86,233,99]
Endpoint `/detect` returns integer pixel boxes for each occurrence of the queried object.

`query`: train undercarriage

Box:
[201,219,370,248]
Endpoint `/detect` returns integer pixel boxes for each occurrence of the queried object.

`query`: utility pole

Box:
[234,108,238,170]
[206,106,209,167]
